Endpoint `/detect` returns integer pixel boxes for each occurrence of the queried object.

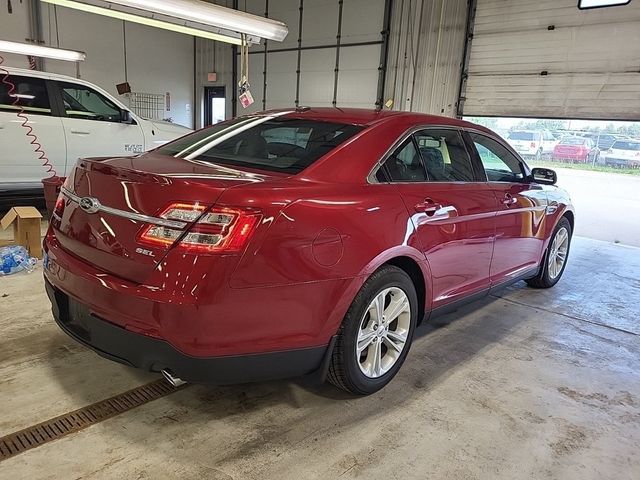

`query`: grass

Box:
[531,159,640,176]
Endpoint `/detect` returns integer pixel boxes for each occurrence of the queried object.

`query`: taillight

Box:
[138,203,261,254]
[530,142,536,148]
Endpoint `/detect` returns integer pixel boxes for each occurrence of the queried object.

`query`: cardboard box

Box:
[0,206,43,259]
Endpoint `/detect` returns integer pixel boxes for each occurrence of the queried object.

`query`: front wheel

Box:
[327,266,418,395]
[526,217,572,288]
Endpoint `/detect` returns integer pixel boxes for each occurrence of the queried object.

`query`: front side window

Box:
[158,117,363,174]
[59,82,122,122]
[470,133,526,183]
[415,129,475,182]
[0,75,51,116]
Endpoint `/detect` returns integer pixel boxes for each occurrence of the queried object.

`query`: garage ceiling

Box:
[462,0,640,120]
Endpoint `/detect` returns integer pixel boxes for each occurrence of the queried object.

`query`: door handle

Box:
[501,193,517,206]
[70,130,90,135]
[414,198,443,216]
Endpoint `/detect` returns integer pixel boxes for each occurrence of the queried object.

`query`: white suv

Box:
[506,130,557,160]
[0,67,191,199]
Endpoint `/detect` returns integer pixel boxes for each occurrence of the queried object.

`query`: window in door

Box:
[380,137,427,182]
[0,76,51,115]
[470,133,526,183]
[59,82,122,122]
[415,129,476,182]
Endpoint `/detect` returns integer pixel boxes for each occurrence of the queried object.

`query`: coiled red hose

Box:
[0,54,57,177]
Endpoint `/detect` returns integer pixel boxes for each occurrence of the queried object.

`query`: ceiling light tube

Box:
[0,39,86,62]
[98,0,288,42]
[41,0,253,45]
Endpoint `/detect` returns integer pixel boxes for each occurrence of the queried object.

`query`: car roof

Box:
[258,107,485,129]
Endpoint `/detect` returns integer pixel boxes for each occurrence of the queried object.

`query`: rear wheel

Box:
[328,266,418,395]
[526,217,572,288]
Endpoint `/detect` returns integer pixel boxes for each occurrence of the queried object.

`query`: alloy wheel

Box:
[356,287,411,378]
[548,226,569,279]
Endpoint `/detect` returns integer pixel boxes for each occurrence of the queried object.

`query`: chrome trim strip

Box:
[61,186,188,229]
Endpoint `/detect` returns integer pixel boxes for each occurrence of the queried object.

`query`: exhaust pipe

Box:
[162,369,187,387]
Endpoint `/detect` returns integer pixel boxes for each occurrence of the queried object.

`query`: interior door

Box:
[378,128,497,307]
[55,81,144,166]
[466,132,548,284]
[0,75,66,188]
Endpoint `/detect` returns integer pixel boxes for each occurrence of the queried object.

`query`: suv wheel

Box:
[328,266,418,395]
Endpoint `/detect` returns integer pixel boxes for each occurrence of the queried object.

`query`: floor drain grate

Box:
[0,378,185,462]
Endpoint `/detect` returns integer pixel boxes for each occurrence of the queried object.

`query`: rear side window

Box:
[415,129,476,182]
[59,82,123,122]
[158,117,363,174]
[382,138,427,182]
[0,75,51,116]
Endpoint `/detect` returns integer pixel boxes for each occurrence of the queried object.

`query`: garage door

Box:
[462,0,640,120]
[239,0,385,113]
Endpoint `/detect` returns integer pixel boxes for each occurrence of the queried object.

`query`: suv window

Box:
[470,133,526,183]
[0,75,51,116]
[415,129,475,182]
[508,131,535,141]
[382,138,427,182]
[59,82,123,122]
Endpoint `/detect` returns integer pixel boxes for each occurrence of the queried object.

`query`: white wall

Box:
[0,2,195,127]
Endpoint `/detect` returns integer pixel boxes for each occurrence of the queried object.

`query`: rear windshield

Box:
[508,131,535,141]
[158,116,363,174]
[612,141,640,151]
[560,137,586,145]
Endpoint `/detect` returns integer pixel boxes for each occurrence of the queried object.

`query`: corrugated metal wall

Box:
[383,0,468,116]
[463,0,640,120]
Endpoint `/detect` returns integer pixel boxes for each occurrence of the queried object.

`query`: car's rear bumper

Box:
[45,278,328,384]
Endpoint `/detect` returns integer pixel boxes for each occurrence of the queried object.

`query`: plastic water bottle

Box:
[0,246,38,276]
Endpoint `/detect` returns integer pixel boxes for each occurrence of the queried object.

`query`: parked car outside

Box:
[553,136,599,163]
[0,67,192,202]
[506,129,557,160]
[43,108,574,395]
[602,139,640,168]
[583,132,621,151]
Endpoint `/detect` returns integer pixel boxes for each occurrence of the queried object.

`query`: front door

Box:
[0,75,66,187]
[466,132,548,284]
[378,128,497,307]
[55,81,144,166]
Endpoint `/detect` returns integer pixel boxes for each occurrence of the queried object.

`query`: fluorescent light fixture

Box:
[0,39,86,62]
[10,93,36,100]
[578,0,631,9]
[41,0,251,45]
[103,0,288,42]
[42,0,288,44]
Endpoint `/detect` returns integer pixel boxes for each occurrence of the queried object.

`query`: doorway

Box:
[204,86,226,126]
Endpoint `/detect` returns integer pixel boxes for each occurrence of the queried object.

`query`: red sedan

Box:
[44,108,574,395]
[553,136,599,163]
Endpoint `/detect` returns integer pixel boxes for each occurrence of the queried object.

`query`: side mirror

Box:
[531,167,557,185]
[121,109,134,124]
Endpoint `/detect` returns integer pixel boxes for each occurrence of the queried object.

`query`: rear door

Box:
[466,132,548,284]
[0,74,66,188]
[377,127,497,307]
[54,80,144,164]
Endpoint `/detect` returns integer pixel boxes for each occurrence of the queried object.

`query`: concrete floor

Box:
[0,236,639,479]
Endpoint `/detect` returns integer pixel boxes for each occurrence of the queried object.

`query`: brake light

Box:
[138,203,261,254]
[530,142,536,148]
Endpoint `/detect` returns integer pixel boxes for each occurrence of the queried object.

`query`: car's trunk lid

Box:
[54,153,275,283]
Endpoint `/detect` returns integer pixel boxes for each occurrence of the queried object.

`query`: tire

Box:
[327,266,418,395]
[526,217,572,289]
